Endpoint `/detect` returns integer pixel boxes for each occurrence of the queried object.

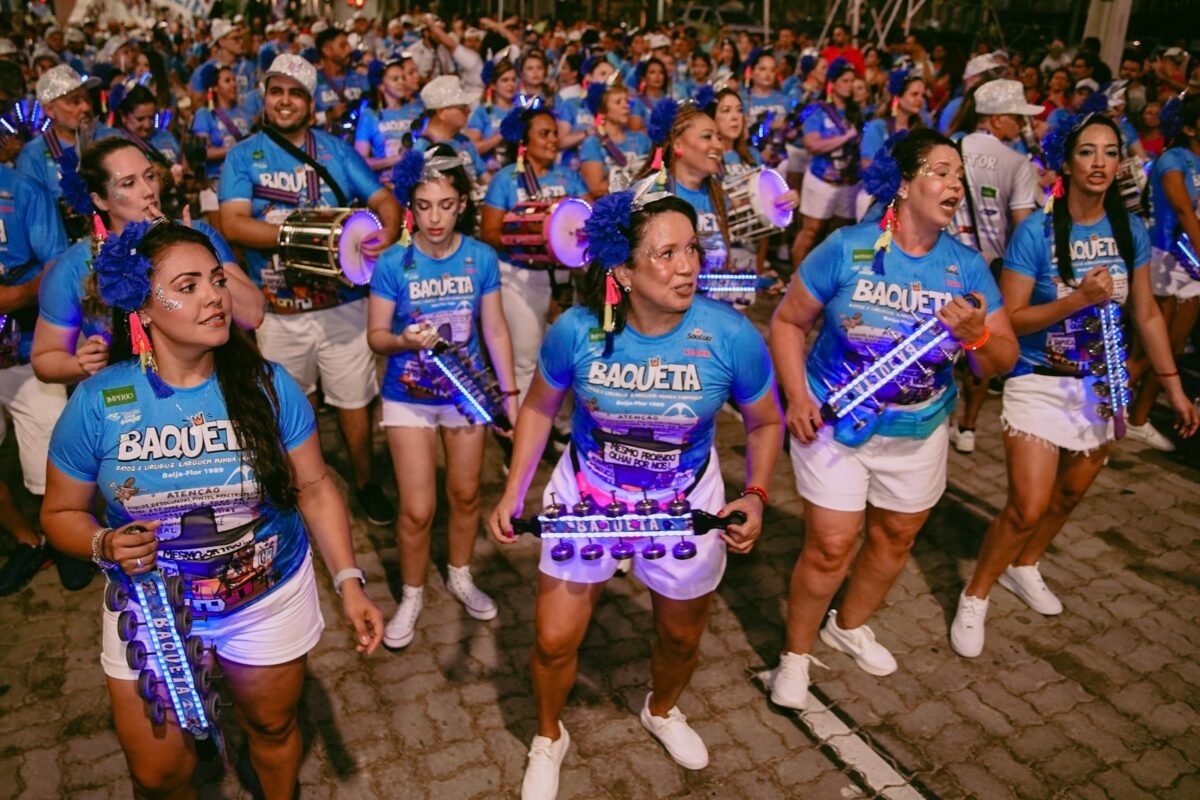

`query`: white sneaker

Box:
[639,693,709,770]
[950,591,989,658]
[383,585,424,649]
[1124,421,1176,452]
[446,565,498,621]
[769,652,827,710]
[997,563,1063,616]
[521,721,570,800]
[818,610,898,676]
[951,427,976,454]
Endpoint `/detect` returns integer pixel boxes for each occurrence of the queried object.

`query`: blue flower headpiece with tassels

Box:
[59,148,93,216]
[646,97,679,145]
[94,219,174,398]
[584,81,608,116]
[391,148,473,257]
[861,130,908,275]
[693,84,716,113]
[887,67,909,99]
[1040,115,1086,228]
[585,177,676,354]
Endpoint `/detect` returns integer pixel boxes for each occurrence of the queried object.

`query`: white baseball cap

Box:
[975,79,1044,116]
[420,75,479,109]
[210,19,238,42]
[647,33,671,51]
[0,39,18,57]
[263,53,317,96]
[963,52,1004,81]
[1075,78,1100,93]
[36,64,99,104]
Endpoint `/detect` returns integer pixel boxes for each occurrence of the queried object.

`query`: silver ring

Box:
[135,557,143,568]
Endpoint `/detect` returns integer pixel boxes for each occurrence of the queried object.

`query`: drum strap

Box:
[117,127,173,169]
[600,135,628,168]
[213,107,246,143]
[955,140,986,253]
[263,127,349,207]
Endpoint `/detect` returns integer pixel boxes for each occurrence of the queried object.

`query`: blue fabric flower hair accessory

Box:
[390,150,426,205]
[584,190,634,270]
[368,58,387,90]
[861,130,909,275]
[1041,118,1074,174]
[887,67,909,98]
[59,148,93,216]
[693,84,715,113]
[94,220,154,313]
[646,97,679,145]
[499,106,526,144]
[584,81,608,116]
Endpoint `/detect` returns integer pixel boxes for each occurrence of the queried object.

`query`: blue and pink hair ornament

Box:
[59,148,93,217]
[94,220,173,398]
[585,80,608,117]
[584,190,635,351]
[390,150,426,213]
[799,55,817,79]
[693,84,716,113]
[888,67,911,115]
[646,96,679,145]
[1040,119,1074,224]
[861,132,907,275]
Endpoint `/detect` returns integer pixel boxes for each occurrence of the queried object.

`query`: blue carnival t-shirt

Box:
[49,359,315,617]
[483,162,589,262]
[314,69,371,114]
[188,57,258,100]
[0,165,69,362]
[356,102,425,159]
[219,128,383,312]
[802,102,860,184]
[674,181,729,273]
[466,102,509,140]
[370,235,501,403]
[1004,208,1150,374]
[191,105,255,178]
[802,222,1003,445]
[578,130,652,186]
[538,298,774,492]
[745,90,792,128]
[1149,146,1200,251]
[37,221,235,341]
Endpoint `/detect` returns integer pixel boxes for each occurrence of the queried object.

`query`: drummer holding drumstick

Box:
[218,54,403,527]
[480,103,590,402]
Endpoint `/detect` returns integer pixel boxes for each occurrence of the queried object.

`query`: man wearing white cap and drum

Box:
[218,54,403,527]
[947,79,1043,454]
[15,64,100,242]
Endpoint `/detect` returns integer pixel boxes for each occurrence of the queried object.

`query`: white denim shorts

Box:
[1000,373,1113,453]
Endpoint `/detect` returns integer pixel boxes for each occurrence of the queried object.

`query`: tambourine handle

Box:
[509,517,543,536]
[691,510,748,535]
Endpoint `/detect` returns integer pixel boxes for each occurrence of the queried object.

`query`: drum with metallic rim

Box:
[277,208,383,286]
[1116,157,1148,214]
[723,167,793,243]
[500,198,592,268]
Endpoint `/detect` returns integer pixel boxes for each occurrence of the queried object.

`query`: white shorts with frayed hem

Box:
[1149,246,1200,301]
[1000,373,1112,453]
[799,168,858,221]
[381,398,474,429]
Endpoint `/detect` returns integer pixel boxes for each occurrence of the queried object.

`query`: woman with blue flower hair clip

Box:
[368,145,518,649]
[487,182,781,800]
[769,128,1016,702]
[950,112,1198,659]
[354,55,425,178]
[481,102,589,402]
[465,57,519,168]
[40,220,383,798]
[578,75,652,197]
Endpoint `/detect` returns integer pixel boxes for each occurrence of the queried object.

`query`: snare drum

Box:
[1116,157,1148,214]
[276,208,383,286]
[724,167,793,242]
[500,198,592,267]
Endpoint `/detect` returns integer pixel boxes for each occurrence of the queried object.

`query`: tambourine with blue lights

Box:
[1081,302,1130,438]
[417,328,513,433]
[510,492,746,562]
[103,526,222,750]
[1172,233,1200,281]
[818,299,980,445]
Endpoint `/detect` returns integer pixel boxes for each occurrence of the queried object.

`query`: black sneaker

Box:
[356,482,396,526]
[53,548,96,591]
[0,541,49,596]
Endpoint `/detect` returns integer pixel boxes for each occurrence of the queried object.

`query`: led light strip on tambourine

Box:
[1173,233,1200,281]
[419,332,513,432]
[510,492,746,562]
[105,551,221,748]
[1086,302,1130,438]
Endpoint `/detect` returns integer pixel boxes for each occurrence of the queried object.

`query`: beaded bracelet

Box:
[740,486,769,506]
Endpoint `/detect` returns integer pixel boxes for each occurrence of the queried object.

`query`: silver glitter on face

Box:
[154,285,182,312]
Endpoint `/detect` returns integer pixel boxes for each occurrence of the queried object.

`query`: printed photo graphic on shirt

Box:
[581,356,706,489]
[158,506,280,617]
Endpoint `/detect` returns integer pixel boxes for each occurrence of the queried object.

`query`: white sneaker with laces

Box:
[950,591,989,658]
[769,652,827,710]
[639,693,709,770]
[446,565,498,621]
[818,610,898,676]
[1124,421,1176,452]
[997,563,1063,615]
[951,427,976,454]
[521,721,570,800]
[383,585,424,649]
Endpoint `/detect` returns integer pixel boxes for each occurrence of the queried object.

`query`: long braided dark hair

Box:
[108,224,297,509]
[1050,115,1138,288]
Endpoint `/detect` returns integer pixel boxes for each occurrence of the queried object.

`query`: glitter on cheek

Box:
[154,285,183,312]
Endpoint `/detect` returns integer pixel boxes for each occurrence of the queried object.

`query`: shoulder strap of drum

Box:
[600,134,628,168]
[955,139,985,252]
[118,127,172,169]
[816,102,847,135]
[213,107,246,142]
[0,257,40,287]
[263,126,349,207]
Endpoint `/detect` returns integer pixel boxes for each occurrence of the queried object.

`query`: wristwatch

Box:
[333,567,366,597]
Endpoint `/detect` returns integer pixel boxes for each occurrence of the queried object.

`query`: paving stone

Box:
[1121,746,1193,791]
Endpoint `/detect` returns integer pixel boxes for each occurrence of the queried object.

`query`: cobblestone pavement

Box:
[1,299,1198,799]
